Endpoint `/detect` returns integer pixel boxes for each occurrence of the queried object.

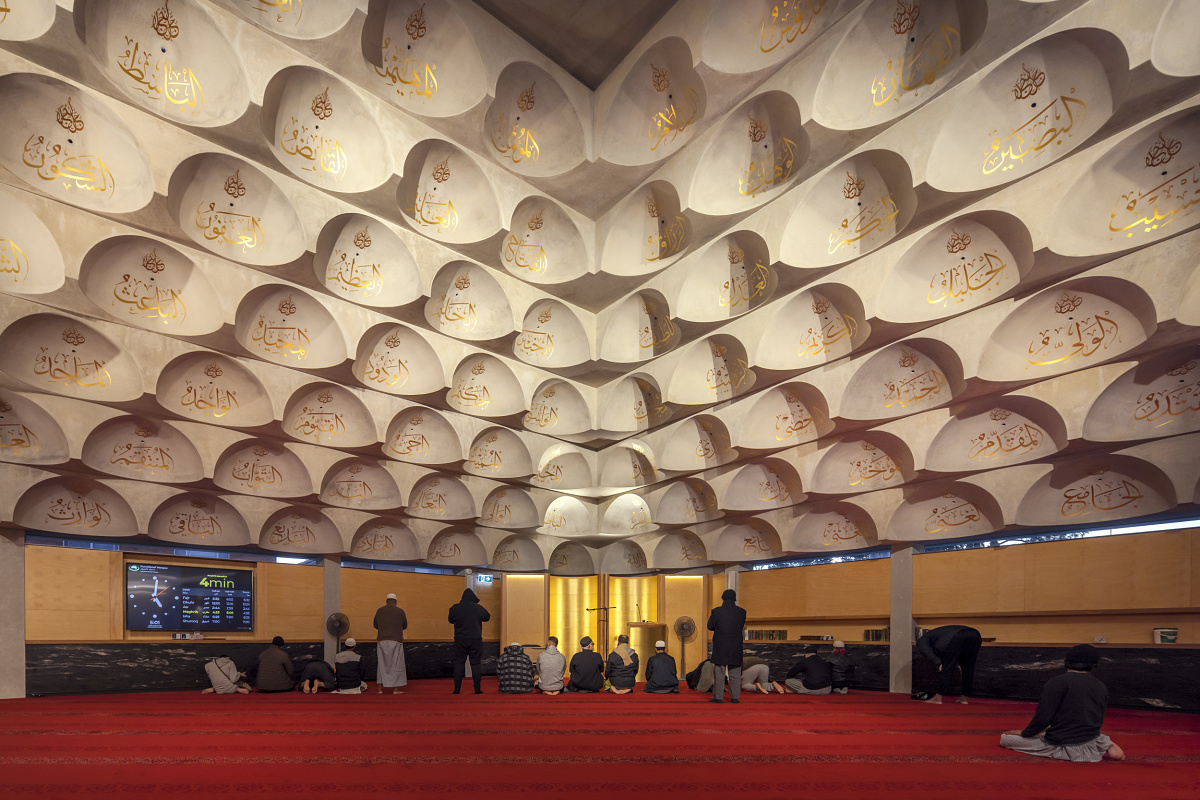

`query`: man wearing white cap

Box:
[334,638,367,694]
[643,640,679,693]
[373,593,408,694]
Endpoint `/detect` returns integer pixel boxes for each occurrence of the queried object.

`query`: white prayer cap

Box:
[655,640,666,648]
[386,593,397,599]
[345,638,356,647]
[511,641,521,647]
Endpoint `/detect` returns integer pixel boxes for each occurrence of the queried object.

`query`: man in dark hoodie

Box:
[643,640,679,693]
[448,588,491,694]
[606,634,639,693]
[497,642,535,693]
[568,636,605,692]
[707,588,747,704]
[916,624,983,704]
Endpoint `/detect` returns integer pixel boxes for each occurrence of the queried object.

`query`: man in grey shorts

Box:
[1000,644,1125,762]
[783,650,832,695]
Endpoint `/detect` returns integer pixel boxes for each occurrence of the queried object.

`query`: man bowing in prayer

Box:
[373,592,408,694]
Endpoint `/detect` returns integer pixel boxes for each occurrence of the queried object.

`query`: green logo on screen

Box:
[128,565,140,571]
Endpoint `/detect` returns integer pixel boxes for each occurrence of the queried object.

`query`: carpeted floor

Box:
[2,679,1198,799]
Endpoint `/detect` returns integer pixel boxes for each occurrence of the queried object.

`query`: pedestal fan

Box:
[674,616,697,678]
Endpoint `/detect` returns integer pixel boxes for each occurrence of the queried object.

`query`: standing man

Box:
[373,592,408,695]
[917,624,984,705]
[707,588,747,704]
[448,587,491,694]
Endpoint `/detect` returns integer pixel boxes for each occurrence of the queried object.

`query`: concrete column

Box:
[322,556,340,663]
[889,543,920,694]
[0,530,25,699]
[724,564,744,594]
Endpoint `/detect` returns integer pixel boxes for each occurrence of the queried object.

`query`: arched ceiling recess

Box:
[813,0,987,130]
[14,475,139,537]
[524,380,591,436]
[927,396,1067,473]
[320,457,402,511]
[689,91,808,215]
[756,284,870,371]
[148,492,251,548]
[464,427,533,479]
[701,0,836,74]
[499,196,588,285]
[1083,346,1200,443]
[364,0,488,118]
[398,140,501,244]
[446,354,526,418]
[168,153,305,267]
[262,66,393,193]
[1050,104,1200,257]
[600,37,707,166]
[350,518,421,561]
[354,323,446,397]
[407,472,475,521]
[484,61,586,177]
[491,535,546,572]
[259,506,343,555]
[81,415,204,484]
[978,277,1156,383]
[234,285,348,369]
[675,232,775,323]
[884,480,1005,542]
[0,313,143,403]
[76,0,250,127]
[236,0,357,40]
[0,189,65,295]
[926,28,1127,192]
[1151,1,1200,78]
[514,300,590,369]
[600,291,681,364]
[810,434,914,496]
[549,541,595,576]
[477,486,539,530]
[426,527,489,567]
[878,211,1035,324]
[1016,454,1176,528]
[0,73,154,213]
[779,150,916,269]
[600,374,672,434]
[791,502,878,552]
[0,391,69,466]
[425,261,515,342]
[710,519,783,562]
[668,334,756,406]
[156,353,273,428]
[840,339,964,420]
[283,382,376,449]
[0,0,55,41]
[600,183,691,277]
[656,477,722,526]
[383,407,461,466]
[739,382,833,451]
[214,438,312,498]
[79,235,223,337]
[314,214,422,309]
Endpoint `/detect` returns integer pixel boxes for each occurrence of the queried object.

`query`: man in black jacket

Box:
[448,588,491,694]
[917,624,983,704]
[568,636,605,692]
[644,641,679,693]
[783,651,832,695]
[606,634,639,694]
[828,640,855,694]
[334,638,367,694]
[707,588,747,704]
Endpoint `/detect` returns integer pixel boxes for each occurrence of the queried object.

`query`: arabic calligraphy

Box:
[684,488,717,518]
[412,480,447,516]
[361,345,409,389]
[327,475,374,502]
[927,248,1009,308]
[742,532,773,555]
[679,537,704,561]
[429,539,461,559]
[494,545,520,565]
[1133,361,1200,427]
[1108,133,1199,240]
[33,327,111,390]
[828,193,900,255]
[449,373,490,410]
[823,518,863,546]
[168,511,222,539]
[249,312,309,360]
[516,314,555,360]
[924,495,982,534]
[760,0,826,53]
[21,132,115,197]
[433,275,478,330]
[1061,470,1144,518]
[112,261,186,322]
[0,238,30,285]
[738,136,800,198]
[648,65,700,152]
[490,111,540,164]
[967,412,1045,461]
[1027,296,1121,367]
[269,517,315,546]
[774,400,816,442]
[502,215,549,274]
[251,0,303,26]
[480,491,511,525]
[644,212,688,262]
[524,396,559,429]
[326,245,383,298]
[705,345,751,395]
[871,25,959,107]
[883,355,947,409]
[718,256,770,309]
[798,299,858,358]
[0,399,39,457]
[377,36,438,101]
[46,495,110,528]
[280,113,346,181]
[116,36,203,111]
[230,456,284,489]
[848,443,900,486]
[180,363,238,418]
[355,530,394,554]
[293,406,344,439]
[633,383,669,423]
[111,440,174,472]
[468,434,503,473]
[535,461,563,483]
[983,93,1088,176]
[757,474,792,503]
[194,201,264,253]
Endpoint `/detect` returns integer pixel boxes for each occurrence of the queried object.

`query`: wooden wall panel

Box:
[503,575,546,647]
[340,570,480,641]
[25,546,119,641]
[915,547,1026,615]
[663,575,707,674]
[475,579,501,640]
[258,562,323,642]
[805,560,889,617]
[740,567,805,619]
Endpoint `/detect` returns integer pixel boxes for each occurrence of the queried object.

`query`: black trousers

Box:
[937,629,983,696]
[453,639,483,692]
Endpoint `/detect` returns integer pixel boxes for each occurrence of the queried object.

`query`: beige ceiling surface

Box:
[0,0,1198,575]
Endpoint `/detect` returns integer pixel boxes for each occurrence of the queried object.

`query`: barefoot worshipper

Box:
[373,592,409,695]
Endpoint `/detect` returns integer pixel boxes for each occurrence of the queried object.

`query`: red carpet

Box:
[2,679,1198,799]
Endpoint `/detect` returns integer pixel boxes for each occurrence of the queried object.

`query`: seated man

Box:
[783,650,832,695]
[741,655,782,694]
[299,658,336,694]
[536,636,567,695]
[498,642,535,693]
[828,640,855,694]
[1000,644,1124,763]
[202,654,249,695]
[334,638,368,694]
[568,636,605,693]
[643,641,679,694]
[255,636,295,693]
[606,634,639,694]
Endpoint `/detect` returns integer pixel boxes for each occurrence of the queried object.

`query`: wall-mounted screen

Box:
[126,563,254,632]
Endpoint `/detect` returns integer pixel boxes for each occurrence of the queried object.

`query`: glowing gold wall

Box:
[548,576,599,662]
